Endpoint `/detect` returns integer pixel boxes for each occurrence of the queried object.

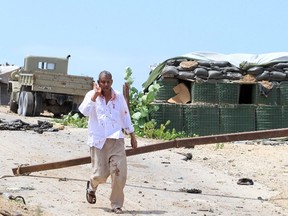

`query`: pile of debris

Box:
[0,119,58,134]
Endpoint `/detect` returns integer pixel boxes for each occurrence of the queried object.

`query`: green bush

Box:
[124,67,188,140]
[53,112,88,128]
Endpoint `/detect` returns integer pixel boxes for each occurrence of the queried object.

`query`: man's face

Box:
[98,74,113,93]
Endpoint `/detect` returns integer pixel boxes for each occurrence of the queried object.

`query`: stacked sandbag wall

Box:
[150,59,288,136]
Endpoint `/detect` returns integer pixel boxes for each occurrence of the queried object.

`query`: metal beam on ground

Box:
[12,128,288,175]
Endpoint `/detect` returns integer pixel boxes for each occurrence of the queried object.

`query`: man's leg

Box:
[88,144,110,201]
[108,138,127,210]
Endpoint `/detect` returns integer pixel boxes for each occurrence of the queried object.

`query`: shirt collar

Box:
[100,88,116,100]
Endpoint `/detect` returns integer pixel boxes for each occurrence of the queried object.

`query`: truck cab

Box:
[24,55,69,74]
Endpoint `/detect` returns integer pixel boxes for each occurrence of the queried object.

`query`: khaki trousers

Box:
[90,138,127,209]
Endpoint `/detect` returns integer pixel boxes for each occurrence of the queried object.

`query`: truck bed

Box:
[19,71,94,96]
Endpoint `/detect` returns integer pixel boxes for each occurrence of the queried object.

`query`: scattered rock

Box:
[237,178,254,185]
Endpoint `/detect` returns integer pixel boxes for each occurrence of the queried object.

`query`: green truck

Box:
[8,55,94,117]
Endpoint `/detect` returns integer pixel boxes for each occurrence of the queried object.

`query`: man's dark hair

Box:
[98,70,112,80]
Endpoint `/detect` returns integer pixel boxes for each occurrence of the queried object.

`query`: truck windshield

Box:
[38,62,55,70]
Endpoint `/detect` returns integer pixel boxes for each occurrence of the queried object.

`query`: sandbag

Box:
[247,66,264,75]
[197,65,211,71]
[269,71,286,81]
[224,72,243,80]
[194,68,208,78]
[223,66,241,73]
[208,70,224,79]
[273,62,288,69]
[161,65,178,77]
[210,66,221,71]
[211,61,231,67]
[256,71,270,81]
[177,71,195,80]
[197,60,211,67]
[179,61,198,71]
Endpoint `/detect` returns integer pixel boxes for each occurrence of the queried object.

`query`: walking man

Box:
[79,70,137,214]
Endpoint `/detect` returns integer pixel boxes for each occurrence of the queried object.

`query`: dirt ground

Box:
[0,105,288,216]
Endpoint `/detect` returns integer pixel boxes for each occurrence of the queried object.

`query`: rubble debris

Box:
[237,178,254,185]
[257,196,268,201]
[1,192,26,205]
[182,153,192,161]
[8,195,26,205]
[0,119,58,134]
[179,187,202,194]
[176,152,193,161]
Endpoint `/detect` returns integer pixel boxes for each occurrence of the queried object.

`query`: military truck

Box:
[8,55,94,116]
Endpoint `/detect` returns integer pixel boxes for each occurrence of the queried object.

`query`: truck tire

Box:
[9,93,18,113]
[33,92,43,116]
[22,92,34,116]
[17,91,25,115]
[10,101,18,113]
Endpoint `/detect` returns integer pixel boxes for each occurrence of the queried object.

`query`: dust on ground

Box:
[0,105,287,216]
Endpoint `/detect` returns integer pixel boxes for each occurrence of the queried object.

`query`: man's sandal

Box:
[86,181,96,204]
[112,208,123,214]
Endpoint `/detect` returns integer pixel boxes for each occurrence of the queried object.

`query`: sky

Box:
[2,0,288,91]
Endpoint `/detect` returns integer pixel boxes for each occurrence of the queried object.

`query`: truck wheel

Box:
[33,93,43,116]
[10,100,18,113]
[22,92,34,116]
[17,91,25,115]
[9,93,18,113]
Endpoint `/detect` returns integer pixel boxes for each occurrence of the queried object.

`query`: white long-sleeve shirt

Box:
[78,89,134,149]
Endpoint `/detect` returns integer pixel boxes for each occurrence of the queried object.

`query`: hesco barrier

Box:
[183,104,219,136]
[282,106,288,128]
[150,81,288,136]
[256,105,282,130]
[217,83,240,104]
[191,82,218,104]
[150,103,184,132]
[155,78,179,101]
[252,83,279,105]
[279,82,288,105]
[219,104,256,134]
